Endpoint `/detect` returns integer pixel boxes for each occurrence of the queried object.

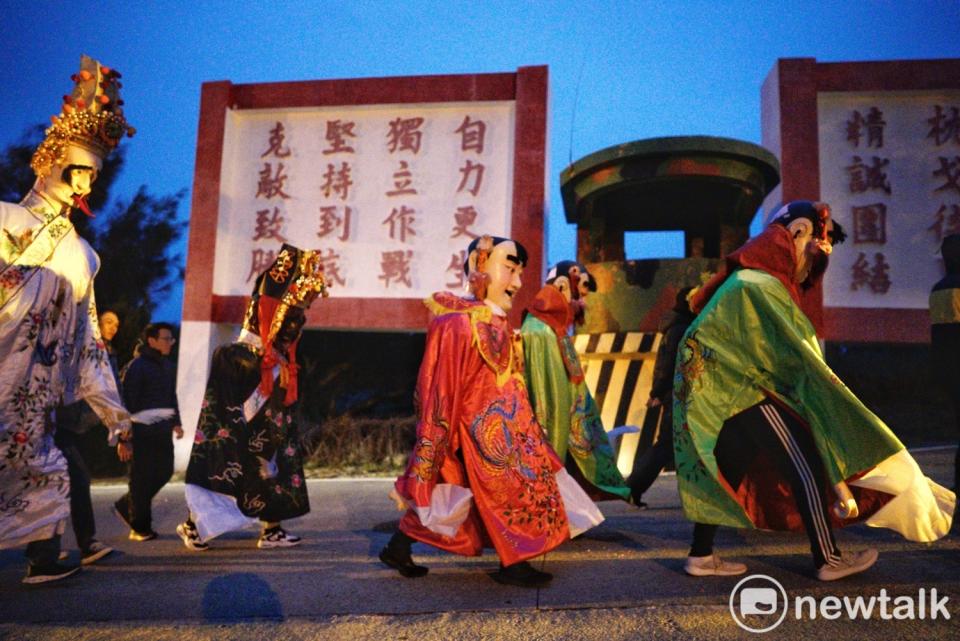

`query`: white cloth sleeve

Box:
[852,449,955,542]
[411,483,474,538]
[555,468,605,538]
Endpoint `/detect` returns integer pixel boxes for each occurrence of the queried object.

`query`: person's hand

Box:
[646,396,662,408]
[174,425,184,440]
[388,488,407,512]
[117,441,133,462]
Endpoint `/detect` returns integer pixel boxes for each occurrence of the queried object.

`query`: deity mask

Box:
[465,235,527,313]
[242,244,329,405]
[546,260,596,325]
[772,201,845,290]
[39,144,103,214]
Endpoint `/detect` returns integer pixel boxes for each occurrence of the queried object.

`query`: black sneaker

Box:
[22,562,81,585]
[379,545,429,578]
[491,561,552,587]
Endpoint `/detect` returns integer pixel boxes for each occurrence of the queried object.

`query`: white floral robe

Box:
[0,192,130,549]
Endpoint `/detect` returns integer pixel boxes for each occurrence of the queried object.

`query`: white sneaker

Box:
[816,548,878,582]
[684,554,748,577]
[177,522,209,551]
[257,527,302,549]
[81,540,114,565]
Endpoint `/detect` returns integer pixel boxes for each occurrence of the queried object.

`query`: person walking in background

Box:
[53,310,125,565]
[930,233,960,518]
[627,286,696,508]
[98,310,122,381]
[114,322,183,541]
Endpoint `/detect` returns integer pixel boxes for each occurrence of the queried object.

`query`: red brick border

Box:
[183,67,548,330]
[761,57,960,342]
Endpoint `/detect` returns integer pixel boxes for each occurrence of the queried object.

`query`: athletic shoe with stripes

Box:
[816,548,879,582]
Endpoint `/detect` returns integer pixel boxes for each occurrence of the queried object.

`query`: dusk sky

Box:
[2,1,958,322]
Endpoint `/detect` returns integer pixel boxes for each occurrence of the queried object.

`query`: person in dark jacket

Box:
[627,286,696,507]
[930,233,960,500]
[53,310,124,564]
[114,322,183,540]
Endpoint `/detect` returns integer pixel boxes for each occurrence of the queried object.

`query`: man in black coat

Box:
[53,310,125,564]
[931,233,960,504]
[628,286,696,507]
[114,322,183,540]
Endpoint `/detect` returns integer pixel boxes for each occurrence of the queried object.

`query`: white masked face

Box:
[40,144,102,209]
[787,217,834,285]
[482,241,523,312]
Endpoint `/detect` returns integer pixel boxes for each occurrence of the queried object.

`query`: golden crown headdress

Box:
[31,55,136,178]
[259,245,330,347]
[279,248,330,310]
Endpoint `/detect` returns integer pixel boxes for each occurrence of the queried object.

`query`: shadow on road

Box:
[202,572,283,621]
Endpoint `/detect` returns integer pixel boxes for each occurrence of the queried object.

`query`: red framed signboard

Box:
[761,57,960,343]
[183,66,548,331]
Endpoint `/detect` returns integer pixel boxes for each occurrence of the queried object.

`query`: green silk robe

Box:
[522,313,630,500]
[674,268,953,540]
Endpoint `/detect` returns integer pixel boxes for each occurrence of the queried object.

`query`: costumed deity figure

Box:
[520,261,631,501]
[674,201,955,581]
[380,236,604,587]
[0,56,134,584]
[178,244,328,550]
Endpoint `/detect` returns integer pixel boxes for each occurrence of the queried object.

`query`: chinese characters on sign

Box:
[250,122,293,279]
[213,102,515,300]
[818,92,960,310]
[843,109,892,293]
[928,107,960,250]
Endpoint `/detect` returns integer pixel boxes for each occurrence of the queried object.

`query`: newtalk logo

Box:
[729,574,951,633]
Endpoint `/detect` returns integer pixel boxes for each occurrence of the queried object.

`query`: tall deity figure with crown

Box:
[0,55,136,584]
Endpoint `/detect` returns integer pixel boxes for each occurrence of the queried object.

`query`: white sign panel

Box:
[819,91,960,309]
[212,101,516,298]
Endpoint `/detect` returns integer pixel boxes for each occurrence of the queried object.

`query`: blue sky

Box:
[2,1,958,322]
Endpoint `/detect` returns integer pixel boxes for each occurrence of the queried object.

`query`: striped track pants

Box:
[715,400,842,569]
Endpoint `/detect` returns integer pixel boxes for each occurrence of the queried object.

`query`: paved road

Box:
[1,448,957,640]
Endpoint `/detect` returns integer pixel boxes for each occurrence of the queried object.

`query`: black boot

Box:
[379,531,428,578]
[491,560,552,587]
